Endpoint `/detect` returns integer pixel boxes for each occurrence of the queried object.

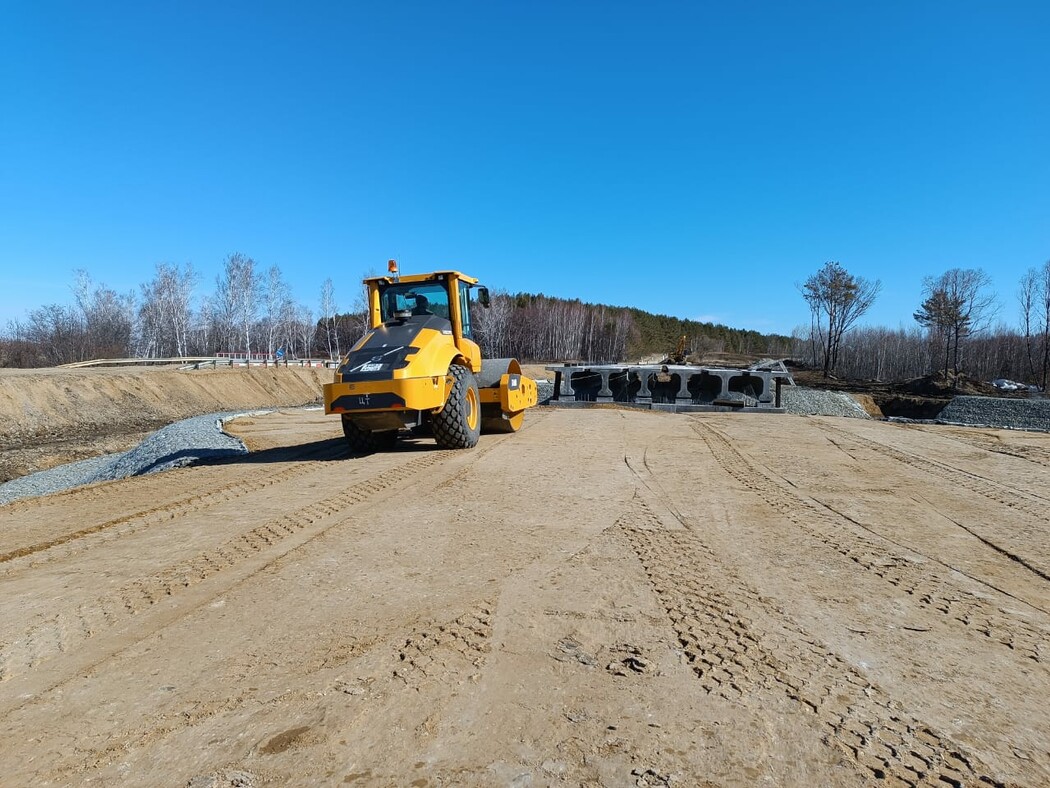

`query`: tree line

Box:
[4,253,1049,389]
[0,254,366,367]
[0,259,797,369]
[798,259,1050,387]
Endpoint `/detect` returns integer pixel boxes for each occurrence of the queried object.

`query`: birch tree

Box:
[215,253,262,355]
[319,278,339,360]
[263,264,292,357]
[72,270,136,359]
[291,304,316,359]
[474,290,513,358]
[139,262,196,357]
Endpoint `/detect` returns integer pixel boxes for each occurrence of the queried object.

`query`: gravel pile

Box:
[536,379,557,405]
[938,395,1050,432]
[0,411,260,507]
[781,387,871,419]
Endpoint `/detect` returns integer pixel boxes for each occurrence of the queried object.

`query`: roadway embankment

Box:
[0,365,327,481]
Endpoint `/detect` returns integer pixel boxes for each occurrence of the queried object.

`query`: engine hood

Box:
[337,314,454,382]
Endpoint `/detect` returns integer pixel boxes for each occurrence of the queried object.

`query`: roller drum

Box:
[478,357,522,388]
[479,357,526,434]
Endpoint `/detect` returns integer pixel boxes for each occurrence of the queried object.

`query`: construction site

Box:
[1,352,1049,787]
[4,0,1045,781]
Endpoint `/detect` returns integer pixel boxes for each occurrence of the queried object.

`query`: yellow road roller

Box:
[323,261,538,453]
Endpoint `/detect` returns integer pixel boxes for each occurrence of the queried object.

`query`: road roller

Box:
[322,260,538,453]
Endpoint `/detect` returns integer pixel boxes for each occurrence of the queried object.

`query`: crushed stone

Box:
[536,379,557,404]
[938,395,1050,432]
[780,387,871,419]
[0,411,263,507]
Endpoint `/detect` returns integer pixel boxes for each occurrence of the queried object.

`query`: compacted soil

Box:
[2,403,1049,786]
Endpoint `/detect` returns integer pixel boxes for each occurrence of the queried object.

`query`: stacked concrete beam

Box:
[544,364,790,413]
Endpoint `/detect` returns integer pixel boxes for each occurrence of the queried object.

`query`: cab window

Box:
[378,282,450,322]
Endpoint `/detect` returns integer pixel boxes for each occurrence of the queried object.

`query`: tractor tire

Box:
[342,417,398,455]
[432,364,481,449]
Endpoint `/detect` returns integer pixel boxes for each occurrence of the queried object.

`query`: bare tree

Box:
[6,271,134,365]
[139,262,196,357]
[263,264,292,357]
[194,295,219,355]
[276,298,298,359]
[914,268,997,379]
[474,289,513,357]
[1018,260,1050,389]
[335,279,370,353]
[8,303,84,365]
[72,270,135,359]
[801,261,882,377]
[214,253,262,355]
[211,264,237,352]
[1037,261,1050,390]
[319,278,339,360]
[287,304,315,359]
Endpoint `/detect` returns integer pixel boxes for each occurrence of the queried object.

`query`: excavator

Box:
[668,335,688,365]
[323,261,538,453]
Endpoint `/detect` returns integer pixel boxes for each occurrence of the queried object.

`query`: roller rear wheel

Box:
[342,417,398,455]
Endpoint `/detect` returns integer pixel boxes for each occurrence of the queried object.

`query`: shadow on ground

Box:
[206,435,442,466]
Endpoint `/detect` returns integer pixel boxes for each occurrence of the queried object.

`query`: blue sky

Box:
[1,1,1047,336]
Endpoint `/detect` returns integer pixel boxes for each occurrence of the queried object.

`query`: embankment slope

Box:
[0,366,326,481]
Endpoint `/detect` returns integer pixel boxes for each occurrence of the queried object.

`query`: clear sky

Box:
[2,1,1047,336]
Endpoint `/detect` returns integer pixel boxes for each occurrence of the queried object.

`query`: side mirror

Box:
[476,286,491,308]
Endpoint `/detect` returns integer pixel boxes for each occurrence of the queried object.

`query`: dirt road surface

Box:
[2,407,1049,786]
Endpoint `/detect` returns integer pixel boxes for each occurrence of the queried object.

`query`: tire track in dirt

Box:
[822,422,1050,514]
[617,497,1013,787]
[25,429,512,782]
[909,426,1050,469]
[38,420,522,781]
[819,422,1050,581]
[34,602,496,785]
[391,604,494,688]
[36,643,364,786]
[0,450,457,684]
[1,409,552,569]
[0,457,328,570]
[693,422,1049,663]
[0,418,521,691]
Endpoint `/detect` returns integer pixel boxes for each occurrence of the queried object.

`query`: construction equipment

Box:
[667,335,688,365]
[323,261,538,453]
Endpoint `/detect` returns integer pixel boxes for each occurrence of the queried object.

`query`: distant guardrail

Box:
[58,357,339,369]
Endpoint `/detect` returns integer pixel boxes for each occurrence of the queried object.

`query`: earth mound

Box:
[0,365,326,482]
